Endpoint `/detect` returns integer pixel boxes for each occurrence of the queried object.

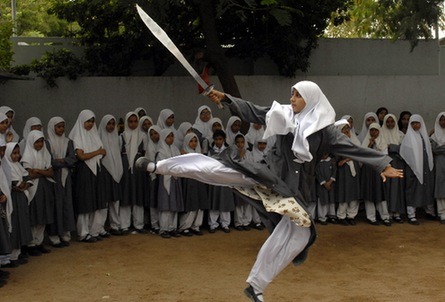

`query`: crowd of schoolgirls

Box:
[0,104,444,286]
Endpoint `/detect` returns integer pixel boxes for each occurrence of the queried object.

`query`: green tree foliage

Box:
[0,21,13,70]
[325,0,444,49]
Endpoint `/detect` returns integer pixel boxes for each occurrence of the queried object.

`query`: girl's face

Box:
[84,118,95,131]
[231,120,241,134]
[34,138,44,151]
[188,136,198,150]
[165,114,175,127]
[150,129,160,143]
[253,123,262,130]
[142,119,152,132]
[10,146,20,162]
[401,114,411,127]
[235,137,245,149]
[378,110,387,122]
[411,121,421,131]
[106,119,116,133]
[385,117,396,130]
[31,124,42,131]
[257,141,267,152]
[341,125,351,137]
[214,136,224,148]
[439,115,445,129]
[212,122,222,132]
[138,110,146,118]
[54,122,65,136]
[0,118,9,134]
[370,128,380,138]
[6,111,13,123]
[165,133,174,146]
[365,116,376,127]
[127,114,139,130]
[0,146,5,158]
[200,109,211,123]
[347,117,353,128]
[290,89,306,113]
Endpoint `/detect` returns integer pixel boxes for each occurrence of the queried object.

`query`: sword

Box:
[136,4,223,109]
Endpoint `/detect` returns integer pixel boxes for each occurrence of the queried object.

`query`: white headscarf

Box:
[251,138,268,163]
[0,145,12,232]
[176,122,193,150]
[21,130,54,201]
[380,113,404,145]
[225,116,241,146]
[0,106,19,142]
[5,142,30,201]
[99,115,123,183]
[20,117,42,152]
[134,107,147,117]
[122,112,143,171]
[358,112,379,143]
[182,132,202,154]
[431,112,445,146]
[245,123,265,146]
[47,117,70,187]
[146,125,161,161]
[68,110,103,175]
[400,114,434,184]
[156,108,176,130]
[263,81,335,163]
[139,115,153,151]
[340,115,360,145]
[157,129,180,194]
[0,112,9,143]
[335,120,357,176]
[361,123,388,153]
[192,105,213,139]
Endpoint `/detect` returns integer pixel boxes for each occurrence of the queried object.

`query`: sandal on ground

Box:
[244,285,264,302]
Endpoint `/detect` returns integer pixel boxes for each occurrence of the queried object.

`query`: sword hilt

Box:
[201,84,223,109]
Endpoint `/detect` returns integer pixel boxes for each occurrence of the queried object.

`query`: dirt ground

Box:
[2,217,445,302]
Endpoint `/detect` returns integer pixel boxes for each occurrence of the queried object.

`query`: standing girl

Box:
[157,129,184,238]
[21,130,55,254]
[98,115,124,235]
[120,112,147,234]
[225,116,242,146]
[358,112,379,143]
[69,110,106,242]
[178,133,207,236]
[400,114,435,225]
[46,117,77,247]
[431,112,445,224]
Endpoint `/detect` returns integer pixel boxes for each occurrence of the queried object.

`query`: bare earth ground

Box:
[2,219,445,302]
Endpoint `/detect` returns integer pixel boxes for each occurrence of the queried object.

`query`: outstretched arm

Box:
[380,165,404,182]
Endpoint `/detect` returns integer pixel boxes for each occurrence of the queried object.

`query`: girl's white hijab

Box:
[176,122,192,150]
[157,129,180,194]
[193,105,213,139]
[335,119,357,176]
[251,138,268,163]
[263,81,335,163]
[21,130,54,201]
[122,112,143,171]
[225,116,241,145]
[340,115,360,145]
[20,117,42,152]
[47,117,70,187]
[182,132,202,154]
[0,112,9,143]
[361,122,388,153]
[358,112,378,143]
[431,112,445,146]
[5,142,30,201]
[146,125,161,161]
[156,108,176,130]
[68,110,103,175]
[139,115,153,152]
[400,114,434,184]
[0,140,12,232]
[99,115,123,183]
[245,123,265,146]
[0,106,19,142]
[380,113,403,145]
[134,107,147,117]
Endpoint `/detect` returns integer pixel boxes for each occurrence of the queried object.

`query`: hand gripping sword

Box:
[136,4,223,109]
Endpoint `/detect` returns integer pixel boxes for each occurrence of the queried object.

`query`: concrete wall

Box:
[1,75,444,138]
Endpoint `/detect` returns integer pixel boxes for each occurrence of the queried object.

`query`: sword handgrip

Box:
[201,84,223,109]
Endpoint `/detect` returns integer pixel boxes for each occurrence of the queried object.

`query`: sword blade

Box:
[136,4,209,90]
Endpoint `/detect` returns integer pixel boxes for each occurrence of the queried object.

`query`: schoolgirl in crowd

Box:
[431,112,445,224]
[225,116,242,146]
[358,112,379,142]
[0,106,19,142]
[19,117,42,152]
[146,125,161,234]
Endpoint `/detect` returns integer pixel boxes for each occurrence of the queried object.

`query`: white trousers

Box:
[77,211,106,240]
[90,208,108,236]
[178,210,203,231]
[29,224,45,246]
[49,232,71,245]
[108,200,121,231]
[246,216,311,293]
[317,199,336,221]
[120,205,145,230]
[437,198,445,220]
[234,204,253,227]
[150,207,160,230]
[159,211,178,232]
[365,200,390,221]
[208,210,231,229]
[336,200,359,219]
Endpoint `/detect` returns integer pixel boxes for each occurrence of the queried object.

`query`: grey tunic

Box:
[315,158,337,205]
[46,140,77,237]
[222,95,392,264]
[405,140,434,207]
[385,144,406,213]
[431,140,445,199]
[10,188,32,249]
[208,147,235,212]
[335,157,361,204]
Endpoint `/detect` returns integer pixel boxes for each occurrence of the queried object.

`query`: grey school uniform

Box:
[315,158,337,205]
[208,147,235,213]
[335,157,361,204]
[28,177,55,227]
[431,139,445,220]
[10,180,33,249]
[46,140,77,238]
[405,140,434,208]
[73,161,100,214]
[385,144,406,214]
